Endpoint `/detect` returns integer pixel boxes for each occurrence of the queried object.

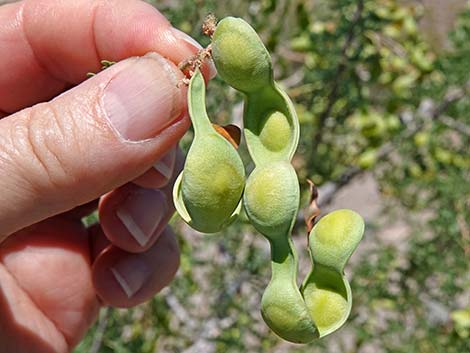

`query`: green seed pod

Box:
[213,17,316,343]
[208,16,365,344]
[173,70,245,233]
[244,161,319,343]
[212,17,272,93]
[243,86,299,165]
[301,210,364,337]
[211,17,299,165]
[261,235,318,343]
[301,265,352,337]
[243,161,299,240]
[308,209,364,272]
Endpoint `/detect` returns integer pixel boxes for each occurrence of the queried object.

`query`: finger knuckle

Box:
[14,103,80,196]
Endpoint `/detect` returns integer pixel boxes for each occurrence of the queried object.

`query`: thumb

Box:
[0,53,189,239]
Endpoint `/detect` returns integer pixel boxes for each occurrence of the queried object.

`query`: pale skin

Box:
[0,0,213,352]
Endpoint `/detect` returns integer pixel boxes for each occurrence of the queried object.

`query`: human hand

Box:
[0,0,213,352]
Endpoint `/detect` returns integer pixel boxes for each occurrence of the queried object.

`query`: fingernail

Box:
[170,28,203,50]
[110,256,150,298]
[207,58,217,80]
[154,147,176,180]
[104,54,183,141]
[116,189,167,246]
[170,28,217,79]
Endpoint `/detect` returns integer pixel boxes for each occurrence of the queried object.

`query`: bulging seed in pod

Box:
[212,17,272,93]
[173,70,245,233]
[243,161,299,240]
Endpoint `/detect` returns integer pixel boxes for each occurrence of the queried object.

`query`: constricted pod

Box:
[211,16,364,344]
[301,209,364,337]
[212,17,299,166]
[244,161,318,343]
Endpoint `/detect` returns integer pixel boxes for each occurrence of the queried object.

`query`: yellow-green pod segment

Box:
[211,17,272,93]
[243,162,299,240]
[173,70,245,233]
[211,16,365,344]
[212,17,299,166]
[244,161,318,343]
[301,209,364,337]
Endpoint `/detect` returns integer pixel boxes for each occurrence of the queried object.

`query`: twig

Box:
[438,115,470,136]
[316,166,362,208]
[304,180,321,233]
[456,213,470,257]
[165,293,198,330]
[431,83,469,119]
[89,307,110,353]
[296,83,470,223]
[312,0,365,149]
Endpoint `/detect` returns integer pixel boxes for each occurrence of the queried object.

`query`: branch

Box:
[431,83,469,119]
[456,213,470,257]
[89,307,110,353]
[297,83,470,225]
[165,293,198,330]
[316,166,362,208]
[312,0,365,149]
[439,115,470,136]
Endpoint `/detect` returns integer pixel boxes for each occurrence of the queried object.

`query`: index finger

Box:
[0,0,213,113]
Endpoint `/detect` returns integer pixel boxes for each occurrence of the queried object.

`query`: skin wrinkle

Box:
[19,1,69,86]
[63,85,108,141]
[0,123,36,224]
[0,1,68,114]
[89,1,104,74]
[0,104,104,236]
[21,0,96,85]
[6,113,51,204]
[40,104,78,187]
[24,100,104,210]
[20,81,115,207]
[0,122,17,167]
[25,105,64,193]
[69,97,121,193]
[2,112,71,229]
[5,107,79,230]
[53,91,109,186]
